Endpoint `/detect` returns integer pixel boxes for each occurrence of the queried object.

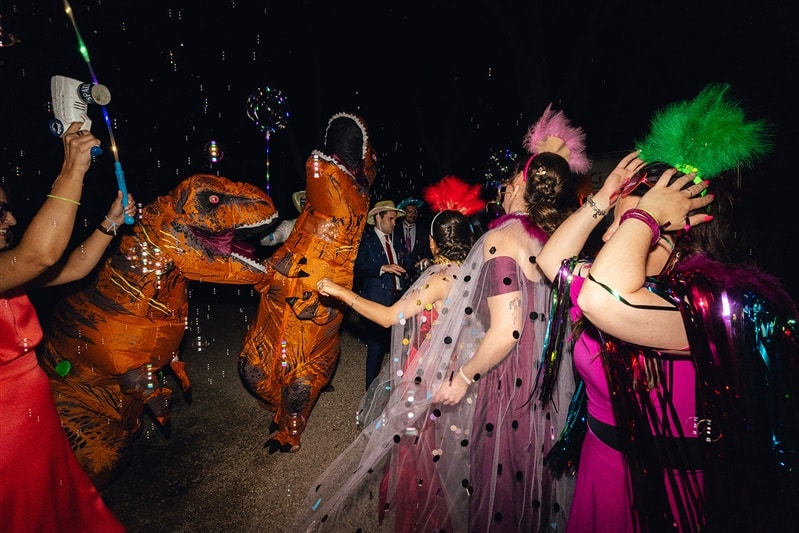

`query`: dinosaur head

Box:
[137,174,277,283]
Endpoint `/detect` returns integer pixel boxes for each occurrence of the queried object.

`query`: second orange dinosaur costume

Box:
[239,113,377,453]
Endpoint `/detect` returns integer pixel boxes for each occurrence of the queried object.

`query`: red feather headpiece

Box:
[423,175,485,216]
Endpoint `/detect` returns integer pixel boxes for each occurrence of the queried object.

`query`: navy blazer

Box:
[354,227,410,305]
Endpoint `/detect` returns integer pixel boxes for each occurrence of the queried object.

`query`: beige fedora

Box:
[367,200,405,225]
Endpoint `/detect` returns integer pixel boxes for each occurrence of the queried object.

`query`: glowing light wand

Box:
[63,0,134,224]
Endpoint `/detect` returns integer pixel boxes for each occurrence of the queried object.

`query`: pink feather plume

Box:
[522,104,591,174]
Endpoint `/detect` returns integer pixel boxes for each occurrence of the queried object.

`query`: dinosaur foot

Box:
[265,438,301,454]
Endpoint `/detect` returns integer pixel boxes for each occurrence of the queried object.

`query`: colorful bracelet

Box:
[619,208,661,247]
[46,193,80,206]
[584,194,607,218]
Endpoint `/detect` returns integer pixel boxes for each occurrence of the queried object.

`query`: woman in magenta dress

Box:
[1,122,130,532]
[538,84,798,531]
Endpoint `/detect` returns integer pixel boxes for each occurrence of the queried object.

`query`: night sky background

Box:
[1,1,797,299]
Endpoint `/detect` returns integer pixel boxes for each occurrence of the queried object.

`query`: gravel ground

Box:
[101,289,379,533]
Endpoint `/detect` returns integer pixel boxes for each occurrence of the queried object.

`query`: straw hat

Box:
[367,200,405,225]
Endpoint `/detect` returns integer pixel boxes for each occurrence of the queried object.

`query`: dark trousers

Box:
[364,321,391,390]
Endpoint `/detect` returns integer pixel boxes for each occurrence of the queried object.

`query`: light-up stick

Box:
[63,0,134,224]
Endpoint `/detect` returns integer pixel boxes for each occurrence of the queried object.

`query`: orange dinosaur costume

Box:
[239,112,377,453]
[37,174,277,488]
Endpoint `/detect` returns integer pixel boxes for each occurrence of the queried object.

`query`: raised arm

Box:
[578,170,713,349]
[0,123,99,293]
[32,190,136,287]
[537,151,645,281]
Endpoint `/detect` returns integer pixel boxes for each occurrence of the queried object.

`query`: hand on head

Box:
[602,151,647,205]
[636,170,714,230]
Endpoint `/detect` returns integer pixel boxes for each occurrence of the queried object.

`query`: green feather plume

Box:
[635,83,772,178]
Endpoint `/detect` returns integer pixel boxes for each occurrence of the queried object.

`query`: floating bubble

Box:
[246,86,290,135]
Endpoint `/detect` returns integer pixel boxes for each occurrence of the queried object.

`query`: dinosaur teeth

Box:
[231,252,267,273]
[239,214,279,230]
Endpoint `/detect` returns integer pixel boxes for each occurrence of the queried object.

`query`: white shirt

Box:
[374,227,401,290]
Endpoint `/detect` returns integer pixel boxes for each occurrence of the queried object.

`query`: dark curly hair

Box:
[430,210,475,263]
[518,152,581,235]
[628,162,752,265]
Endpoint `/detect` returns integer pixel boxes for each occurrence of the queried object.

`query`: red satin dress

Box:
[0,288,125,532]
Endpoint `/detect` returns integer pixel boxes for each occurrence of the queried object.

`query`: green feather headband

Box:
[635,83,771,179]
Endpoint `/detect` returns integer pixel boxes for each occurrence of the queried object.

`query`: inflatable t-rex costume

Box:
[37,174,277,488]
[239,113,377,453]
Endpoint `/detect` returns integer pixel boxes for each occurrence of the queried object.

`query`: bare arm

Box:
[0,123,99,293]
[317,274,450,328]
[32,191,136,287]
[432,289,522,405]
[537,151,645,282]
[579,170,714,349]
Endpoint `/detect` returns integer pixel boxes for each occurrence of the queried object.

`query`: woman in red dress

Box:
[1,122,132,532]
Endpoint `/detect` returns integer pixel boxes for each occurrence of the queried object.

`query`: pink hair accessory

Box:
[522,104,591,174]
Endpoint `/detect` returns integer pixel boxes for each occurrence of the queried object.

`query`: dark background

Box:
[1,0,797,299]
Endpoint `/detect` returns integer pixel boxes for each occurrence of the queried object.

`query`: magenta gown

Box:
[566,275,704,532]
[0,288,125,533]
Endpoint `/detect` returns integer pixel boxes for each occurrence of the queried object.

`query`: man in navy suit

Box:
[394,197,431,283]
[354,200,408,389]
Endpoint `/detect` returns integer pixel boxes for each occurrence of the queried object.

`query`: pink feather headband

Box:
[522,104,591,176]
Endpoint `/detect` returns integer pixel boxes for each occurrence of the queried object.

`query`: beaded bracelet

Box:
[584,194,607,218]
[619,208,662,247]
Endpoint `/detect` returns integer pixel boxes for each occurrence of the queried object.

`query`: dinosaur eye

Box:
[209,195,220,204]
